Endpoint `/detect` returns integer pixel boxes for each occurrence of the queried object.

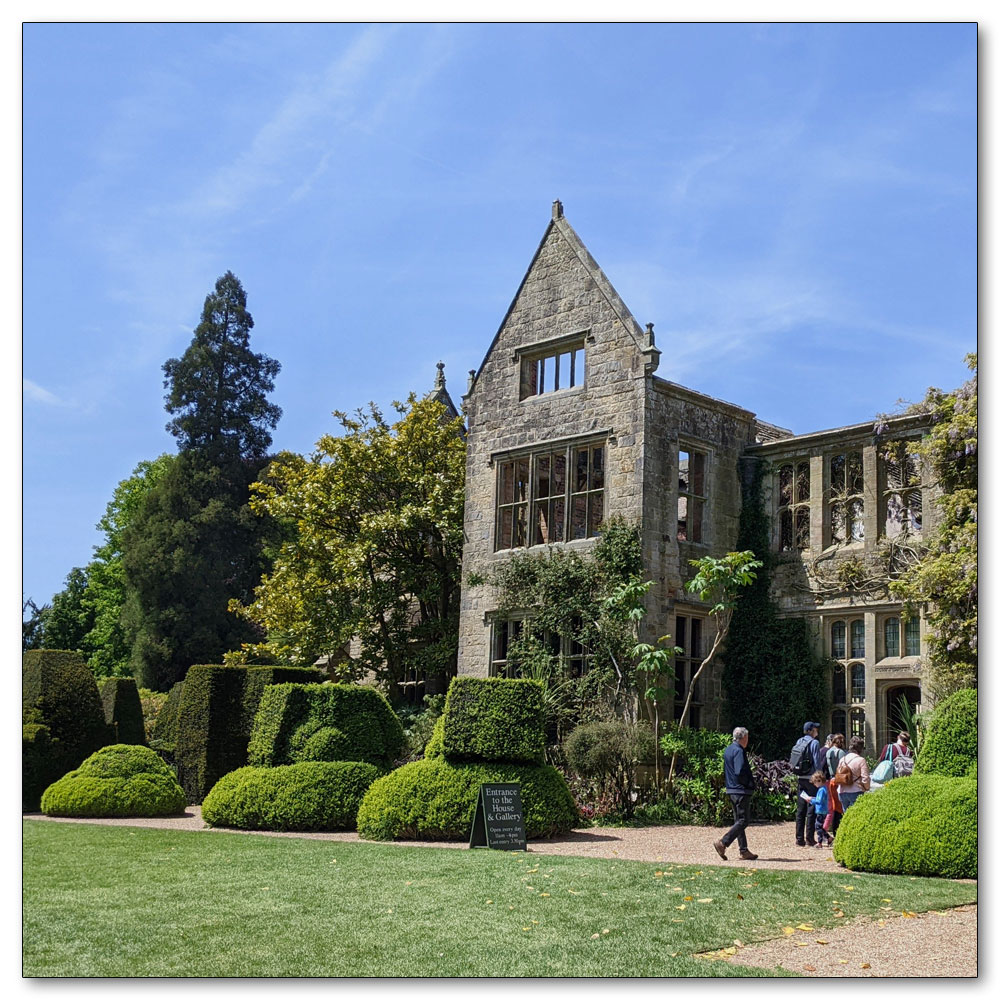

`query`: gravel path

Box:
[26,811,977,977]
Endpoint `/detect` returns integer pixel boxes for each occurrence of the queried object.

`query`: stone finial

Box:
[645,322,656,347]
[467,369,476,393]
[552,199,563,220]
[435,361,446,390]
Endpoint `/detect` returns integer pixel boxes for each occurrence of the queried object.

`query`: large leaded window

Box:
[829,450,864,544]
[830,617,865,731]
[881,442,923,539]
[778,460,810,551]
[495,441,605,551]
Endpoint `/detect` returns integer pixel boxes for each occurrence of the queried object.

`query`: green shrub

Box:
[424,716,445,759]
[152,681,184,746]
[247,683,405,769]
[99,678,146,745]
[40,744,186,818]
[22,723,55,812]
[832,774,977,878]
[202,762,382,831]
[565,719,655,818]
[22,650,112,810]
[914,688,977,778]
[356,757,578,840]
[176,664,324,803]
[440,677,545,764]
[138,688,169,741]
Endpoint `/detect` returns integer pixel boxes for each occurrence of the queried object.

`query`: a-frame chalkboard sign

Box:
[469,782,527,851]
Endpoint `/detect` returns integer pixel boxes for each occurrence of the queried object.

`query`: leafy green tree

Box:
[22,598,48,651]
[890,355,977,698]
[40,567,95,653]
[81,455,175,677]
[230,396,465,693]
[123,272,281,690]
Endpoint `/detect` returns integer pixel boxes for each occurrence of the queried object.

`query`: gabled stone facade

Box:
[457,203,931,747]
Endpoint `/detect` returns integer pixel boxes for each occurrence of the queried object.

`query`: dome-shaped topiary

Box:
[40,744,186,818]
[201,761,382,832]
[914,688,977,778]
[356,757,578,841]
[832,774,976,879]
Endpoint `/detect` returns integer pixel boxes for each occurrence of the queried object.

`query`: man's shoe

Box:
[795,840,807,847]
[806,840,817,847]
[739,850,758,861]
[713,839,727,860]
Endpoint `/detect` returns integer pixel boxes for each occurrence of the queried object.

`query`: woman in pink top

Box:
[839,735,870,810]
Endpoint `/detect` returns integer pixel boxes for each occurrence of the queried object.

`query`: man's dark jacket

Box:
[724,742,755,796]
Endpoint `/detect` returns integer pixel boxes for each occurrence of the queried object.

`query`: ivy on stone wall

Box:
[723,459,830,760]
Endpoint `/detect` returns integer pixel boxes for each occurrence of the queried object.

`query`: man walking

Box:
[792,721,825,846]
[713,726,758,862]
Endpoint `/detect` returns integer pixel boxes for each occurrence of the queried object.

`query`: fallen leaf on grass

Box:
[736,894,744,900]
[539,893,550,898]
[675,905,686,911]
[591,933,600,939]
[796,924,814,931]
[782,926,795,935]
[683,896,693,901]
[881,898,892,903]
[602,929,610,935]
[697,898,713,904]
[902,911,916,918]
[733,940,743,948]
[486,900,493,905]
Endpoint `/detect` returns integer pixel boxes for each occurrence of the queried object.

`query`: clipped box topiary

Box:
[152,681,184,747]
[440,677,545,764]
[40,744,186,818]
[913,688,977,778]
[356,756,578,841]
[248,683,405,769]
[202,761,383,832]
[832,774,977,879]
[22,650,112,810]
[99,677,146,745]
[175,664,324,804]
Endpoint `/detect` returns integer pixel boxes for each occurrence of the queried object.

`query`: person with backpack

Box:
[826,733,846,780]
[790,721,825,847]
[837,735,871,809]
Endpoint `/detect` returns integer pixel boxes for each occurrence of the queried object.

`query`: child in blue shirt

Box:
[805,771,833,846]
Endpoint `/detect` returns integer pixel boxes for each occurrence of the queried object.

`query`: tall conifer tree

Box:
[123,272,281,690]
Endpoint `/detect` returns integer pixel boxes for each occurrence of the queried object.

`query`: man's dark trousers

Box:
[720,793,750,852]
[795,777,816,845]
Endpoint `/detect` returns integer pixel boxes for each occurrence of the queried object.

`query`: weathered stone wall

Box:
[458,215,649,677]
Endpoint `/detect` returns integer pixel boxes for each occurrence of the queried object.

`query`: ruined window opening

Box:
[677,448,707,544]
[495,441,605,551]
[489,617,591,678]
[829,450,864,544]
[673,614,704,728]
[522,344,585,398]
[850,707,866,740]
[832,708,847,736]
[778,460,811,551]
[881,442,923,540]
[850,663,865,703]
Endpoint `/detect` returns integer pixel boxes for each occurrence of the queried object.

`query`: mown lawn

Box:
[23,820,977,977]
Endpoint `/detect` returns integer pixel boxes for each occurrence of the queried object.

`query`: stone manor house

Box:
[449,201,933,749]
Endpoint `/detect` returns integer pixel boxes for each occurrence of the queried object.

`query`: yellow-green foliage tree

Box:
[230,396,465,692]
[890,355,977,698]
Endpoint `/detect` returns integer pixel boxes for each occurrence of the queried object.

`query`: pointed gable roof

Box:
[465,201,660,398]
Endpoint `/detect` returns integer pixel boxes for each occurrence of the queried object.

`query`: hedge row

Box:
[832,774,977,879]
[176,664,324,803]
[152,681,184,746]
[356,757,577,840]
[247,683,405,769]
[99,678,146,746]
[202,761,383,832]
[40,744,186,818]
[440,677,545,764]
[22,650,112,810]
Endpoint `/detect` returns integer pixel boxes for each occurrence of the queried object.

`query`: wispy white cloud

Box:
[24,379,73,408]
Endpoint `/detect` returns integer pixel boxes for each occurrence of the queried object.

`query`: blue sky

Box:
[22,22,977,609]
